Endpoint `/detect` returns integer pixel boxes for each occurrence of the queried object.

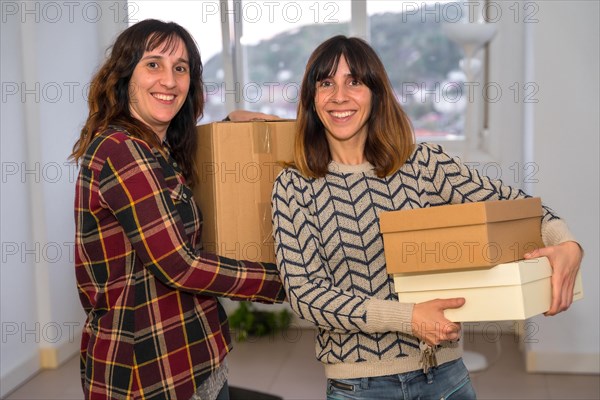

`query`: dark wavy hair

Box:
[71,19,204,183]
[295,35,415,178]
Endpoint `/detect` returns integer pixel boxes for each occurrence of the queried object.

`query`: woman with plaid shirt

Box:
[70,19,285,400]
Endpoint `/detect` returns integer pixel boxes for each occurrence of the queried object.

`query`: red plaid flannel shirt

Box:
[74,128,285,399]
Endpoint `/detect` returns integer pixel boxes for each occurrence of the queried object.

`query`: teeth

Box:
[331,111,354,118]
[153,93,175,101]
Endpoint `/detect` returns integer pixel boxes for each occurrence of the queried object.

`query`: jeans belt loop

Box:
[360,377,369,390]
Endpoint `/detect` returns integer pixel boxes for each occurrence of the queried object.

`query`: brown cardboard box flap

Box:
[379,197,542,233]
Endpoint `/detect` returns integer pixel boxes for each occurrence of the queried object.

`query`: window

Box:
[235,1,350,119]
[132,1,490,144]
[367,1,464,139]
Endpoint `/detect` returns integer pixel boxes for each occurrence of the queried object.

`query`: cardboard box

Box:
[380,198,544,274]
[193,120,296,263]
[393,257,584,322]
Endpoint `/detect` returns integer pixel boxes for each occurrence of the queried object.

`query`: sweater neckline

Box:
[328,160,374,174]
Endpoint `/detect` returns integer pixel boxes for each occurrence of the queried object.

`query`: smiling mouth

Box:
[330,111,355,118]
[153,93,175,101]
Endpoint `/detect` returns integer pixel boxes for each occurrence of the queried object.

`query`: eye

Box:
[147,62,159,69]
[317,79,334,89]
[175,65,188,73]
[348,78,362,86]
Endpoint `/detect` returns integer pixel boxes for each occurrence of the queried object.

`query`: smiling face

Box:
[314,55,372,164]
[129,36,190,140]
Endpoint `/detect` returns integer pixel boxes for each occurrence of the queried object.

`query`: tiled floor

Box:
[4,328,599,399]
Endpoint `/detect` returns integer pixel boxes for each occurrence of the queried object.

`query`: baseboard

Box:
[526,350,600,374]
[39,330,81,369]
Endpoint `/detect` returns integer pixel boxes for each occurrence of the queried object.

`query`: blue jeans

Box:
[216,381,230,400]
[326,359,476,400]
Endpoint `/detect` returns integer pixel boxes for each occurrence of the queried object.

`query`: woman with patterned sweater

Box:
[71,20,284,400]
[271,35,582,399]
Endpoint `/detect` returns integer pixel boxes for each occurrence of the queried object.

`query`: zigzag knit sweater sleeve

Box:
[271,169,414,335]
[418,143,577,247]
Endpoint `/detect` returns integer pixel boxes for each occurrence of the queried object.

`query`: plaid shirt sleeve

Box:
[96,132,285,301]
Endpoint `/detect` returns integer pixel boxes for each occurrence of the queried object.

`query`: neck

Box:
[156,128,167,143]
[327,132,367,165]
[329,145,366,165]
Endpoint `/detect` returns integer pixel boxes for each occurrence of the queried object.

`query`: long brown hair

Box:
[70,19,204,183]
[295,35,415,178]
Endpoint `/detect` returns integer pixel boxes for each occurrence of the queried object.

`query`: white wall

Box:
[523,1,600,373]
[1,13,40,395]
[0,2,126,396]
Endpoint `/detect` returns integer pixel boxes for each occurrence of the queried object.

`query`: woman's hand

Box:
[226,110,281,122]
[411,298,465,346]
[524,241,583,316]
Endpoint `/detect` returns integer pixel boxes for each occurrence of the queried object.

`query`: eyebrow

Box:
[141,54,189,65]
[320,72,355,80]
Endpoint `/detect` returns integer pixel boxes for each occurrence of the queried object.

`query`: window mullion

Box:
[219,0,236,114]
[351,0,369,41]
[233,0,247,110]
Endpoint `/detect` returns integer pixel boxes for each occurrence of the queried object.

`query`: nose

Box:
[159,68,176,89]
[330,85,348,104]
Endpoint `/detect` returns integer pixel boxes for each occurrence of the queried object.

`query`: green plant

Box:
[228,302,292,342]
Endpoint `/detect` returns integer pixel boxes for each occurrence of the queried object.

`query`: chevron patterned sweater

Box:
[271,143,575,379]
